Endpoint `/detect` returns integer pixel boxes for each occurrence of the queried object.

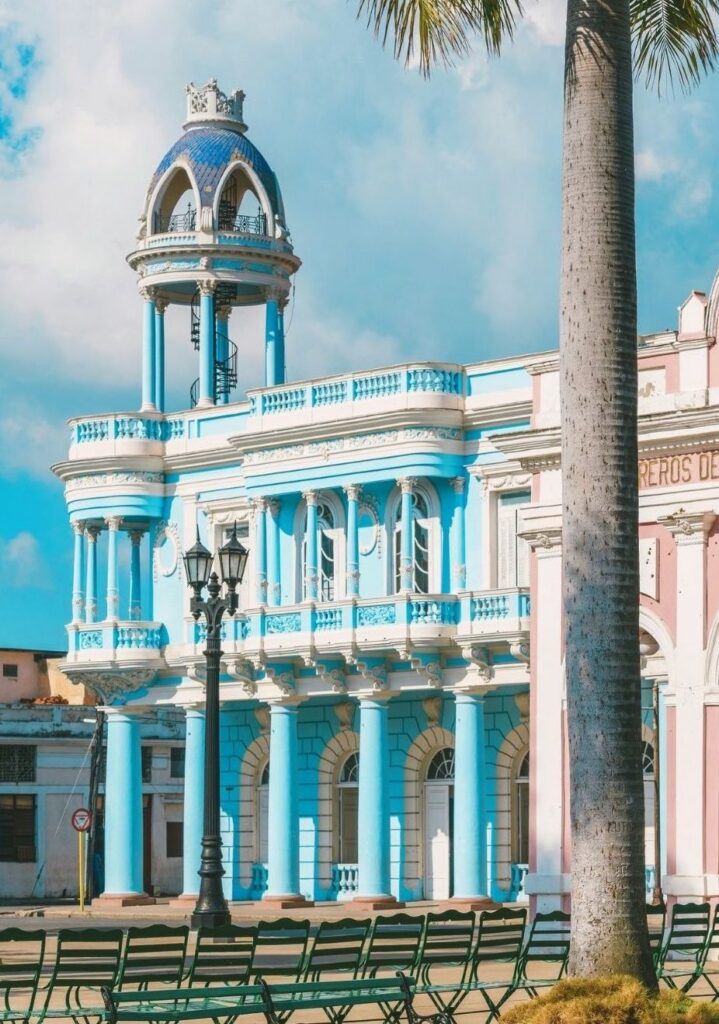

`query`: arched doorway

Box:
[424,747,455,899]
[257,760,269,865]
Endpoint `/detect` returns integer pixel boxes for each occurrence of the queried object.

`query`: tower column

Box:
[254,499,268,604]
[179,705,205,900]
[105,516,121,620]
[451,477,467,591]
[95,708,153,906]
[129,530,144,620]
[265,290,284,387]
[398,478,416,592]
[304,491,319,601]
[198,281,216,408]
[141,288,157,412]
[266,499,281,607]
[216,306,231,406]
[451,688,493,907]
[71,521,86,623]
[85,526,100,624]
[345,485,361,598]
[154,298,167,413]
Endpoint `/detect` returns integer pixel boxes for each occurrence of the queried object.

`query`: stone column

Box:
[351,695,401,908]
[266,499,281,607]
[128,530,144,620]
[197,281,216,407]
[141,288,157,412]
[154,298,167,413]
[345,485,361,598]
[105,517,121,620]
[177,704,205,901]
[451,688,493,907]
[451,477,467,591]
[216,305,231,406]
[254,499,268,605]
[263,701,311,906]
[95,708,153,906]
[265,290,283,387]
[398,478,416,592]
[71,520,86,623]
[304,491,319,601]
[85,526,100,624]
[659,511,715,899]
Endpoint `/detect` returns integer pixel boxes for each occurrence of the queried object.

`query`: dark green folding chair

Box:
[36,927,124,1023]
[187,925,258,987]
[298,919,372,1024]
[361,914,426,1024]
[0,927,45,1023]
[512,910,570,1002]
[249,919,311,983]
[646,902,666,967]
[691,902,719,999]
[116,926,189,991]
[656,902,711,993]
[415,909,475,1015]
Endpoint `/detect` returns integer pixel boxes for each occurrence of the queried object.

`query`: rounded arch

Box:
[293,490,347,603]
[147,159,201,235]
[495,721,530,894]
[402,725,454,894]
[639,605,675,689]
[212,159,275,232]
[385,479,441,595]
[238,732,269,887]
[316,730,359,893]
[705,610,719,690]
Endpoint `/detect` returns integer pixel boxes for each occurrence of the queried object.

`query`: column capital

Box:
[140,285,157,302]
[303,490,319,507]
[105,515,122,532]
[397,477,417,495]
[344,484,362,502]
[263,286,284,303]
[253,496,269,513]
[154,297,169,315]
[216,303,232,320]
[267,497,280,517]
[72,519,86,536]
[198,279,217,296]
[658,510,716,543]
[85,525,101,543]
[128,528,145,546]
[520,526,562,552]
[451,476,466,495]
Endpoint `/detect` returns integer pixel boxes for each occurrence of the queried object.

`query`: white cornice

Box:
[463,398,532,428]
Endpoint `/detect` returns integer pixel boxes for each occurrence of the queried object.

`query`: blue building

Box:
[54,79,541,910]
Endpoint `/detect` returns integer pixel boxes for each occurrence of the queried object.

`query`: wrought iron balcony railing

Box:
[153,205,197,234]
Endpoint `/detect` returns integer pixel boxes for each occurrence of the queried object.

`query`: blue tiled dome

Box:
[150,126,282,217]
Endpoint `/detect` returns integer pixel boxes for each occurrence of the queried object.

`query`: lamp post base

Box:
[191,907,232,929]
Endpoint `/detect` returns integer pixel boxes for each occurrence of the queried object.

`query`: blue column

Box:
[105,517,121,619]
[141,290,157,412]
[304,492,318,601]
[216,308,230,406]
[356,697,394,900]
[451,477,467,591]
[129,530,143,620]
[267,499,281,607]
[72,521,86,623]
[399,478,415,592]
[265,294,280,387]
[255,499,268,604]
[453,690,488,899]
[85,526,99,624]
[102,710,145,897]
[276,301,286,385]
[198,283,216,407]
[345,485,360,598]
[154,300,166,413]
[264,702,302,900]
[181,705,205,897]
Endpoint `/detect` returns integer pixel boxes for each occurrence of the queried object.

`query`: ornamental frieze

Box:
[66,471,164,490]
[243,426,462,466]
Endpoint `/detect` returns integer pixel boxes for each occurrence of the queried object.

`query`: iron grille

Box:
[0,745,36,783]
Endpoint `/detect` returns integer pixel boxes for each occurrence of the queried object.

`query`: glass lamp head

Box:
[218,522,249,589]
[183,529,213,592]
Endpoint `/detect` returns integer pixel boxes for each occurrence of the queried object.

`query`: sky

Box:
[1,0,718,650]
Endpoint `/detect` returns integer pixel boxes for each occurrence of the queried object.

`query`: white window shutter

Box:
[497,502,517,588]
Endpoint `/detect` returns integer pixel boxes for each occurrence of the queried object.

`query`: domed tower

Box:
[127,79,301,410]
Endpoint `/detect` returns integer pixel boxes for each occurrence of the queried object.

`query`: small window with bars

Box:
[0,745,36,783]
[2,663,18,678]
[170,747,185,779]
[0,794,36,862]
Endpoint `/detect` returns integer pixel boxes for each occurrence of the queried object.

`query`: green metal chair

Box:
[187,925,258,987]
[656,902,711,992]
[361,914,426,1024]
[0,927,45,1023]
[690,902,719,999]
[35,927,124,1023]
[116,926,189,991]
[513,910,571,1000]
[415,909,475,1015]
[646,902,666,967]
[249,919,311,983]
[302,918,371,980]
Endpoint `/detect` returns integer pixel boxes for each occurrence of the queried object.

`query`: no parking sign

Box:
[71,807,92,832]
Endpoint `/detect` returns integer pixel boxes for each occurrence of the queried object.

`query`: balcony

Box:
[66,622,166,663]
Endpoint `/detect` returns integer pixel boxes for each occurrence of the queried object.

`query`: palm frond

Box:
[632,0,719,92]
[355,0,523,76]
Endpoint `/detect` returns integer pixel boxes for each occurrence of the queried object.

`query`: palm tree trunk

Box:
[561,0,655,984]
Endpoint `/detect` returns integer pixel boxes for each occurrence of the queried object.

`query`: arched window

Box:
[643,741,655,777]
[153,167,197,233]
[302,501,337,602]
[427,747,455,781]
[336,752,359,863]
[216,167,268,235]
[257,760,269,863]
[394,490,431,594]
[512,752,529,864]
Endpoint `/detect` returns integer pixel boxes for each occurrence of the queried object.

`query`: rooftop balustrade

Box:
[66,621,166,662]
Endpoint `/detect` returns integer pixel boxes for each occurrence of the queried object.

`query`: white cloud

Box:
[0,531,50,586]
[0,402,69,477]
[636,148,679,181]
[523,0,566,46]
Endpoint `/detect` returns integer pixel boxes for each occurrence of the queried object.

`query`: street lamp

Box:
[183,523,249,928]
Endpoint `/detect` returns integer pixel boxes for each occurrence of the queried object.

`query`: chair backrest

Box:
[646,903,666,961]
[701,904,719,965]
[116,925,189,989]
[0,928,45,1009]
[362,914,426,976]
[518,911,571,982]
[250,919,311,981]
[49,928,124,991]
[303,918,371,980]
[189,925,258,985]
[473,908,527,979]
[659,902,711,966]
[421,910,475,968]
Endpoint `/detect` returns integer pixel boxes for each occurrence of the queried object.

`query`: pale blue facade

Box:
[55,80,536,906]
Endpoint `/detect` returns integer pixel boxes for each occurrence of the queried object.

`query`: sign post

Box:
[72,807,92,912]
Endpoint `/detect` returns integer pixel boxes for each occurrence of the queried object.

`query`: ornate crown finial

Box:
[183,79,247,133]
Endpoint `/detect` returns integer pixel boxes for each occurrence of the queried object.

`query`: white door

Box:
[424,784,451,900]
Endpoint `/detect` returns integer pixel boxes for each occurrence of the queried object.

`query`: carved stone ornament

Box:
[334,701,355,732]
[186,663,207,684]
[63,669,156,706]
[405,651,443,688]
[461,645,493,681]
[153,521,182,582]
[309,658,347,693]
[422,695,443,727]
[223,657,254,686]
[514,693,530,721]
[198,277,216,295]
[510,640,530,664]
[254,706,270,734]
[262,664,296,697]
[348,657,387,692]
